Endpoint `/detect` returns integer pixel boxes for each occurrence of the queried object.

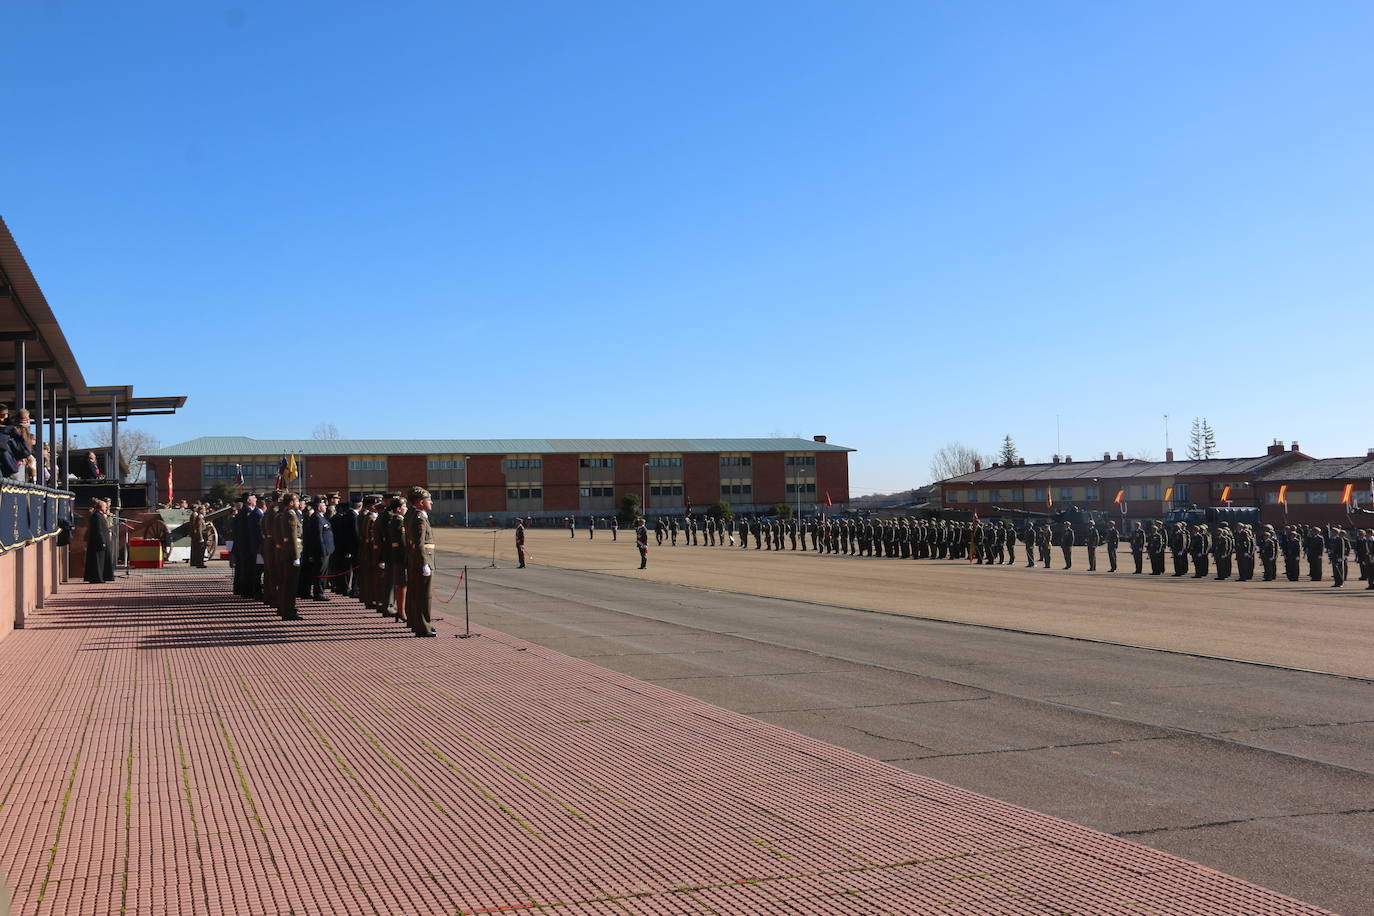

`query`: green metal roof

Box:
[144,436,855,458]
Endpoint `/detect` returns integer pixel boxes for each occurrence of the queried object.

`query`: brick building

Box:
[143,436,853,522]
[939,439,1374,529]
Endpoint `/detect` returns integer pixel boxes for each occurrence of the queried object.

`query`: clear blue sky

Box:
[6,1,1372,492]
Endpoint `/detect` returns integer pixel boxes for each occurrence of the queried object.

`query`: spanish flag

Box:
[1278,484,1288,505]
[285,452,299,483]
[1113,489,1124,505]
[1220,485,1232,502]
[1341,483,1354,505]
[1164,486,1173,503]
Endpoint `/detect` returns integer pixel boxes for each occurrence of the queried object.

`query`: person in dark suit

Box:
[330,500,360,596]
[233,494,264,599]
[84,498,113,583]
[302,498,335,600]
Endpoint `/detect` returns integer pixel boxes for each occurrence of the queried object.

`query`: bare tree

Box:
[312,422,341,440]
[929,442,988,482]
[1124,447,1157,461]
[89,427,160,482]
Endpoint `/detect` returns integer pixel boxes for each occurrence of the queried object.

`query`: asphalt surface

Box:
[433,548,1374,916]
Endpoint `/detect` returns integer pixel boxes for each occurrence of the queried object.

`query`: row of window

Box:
[431,489,465,501]
[952,484,1195,504]
[650,485,683,496]
[785,456,816,466]
[204,462,283,479]
[504,458,542,470]
[579,458,613,468]
[580,487,614,498]
[349,459,386,472]
[722,484,753,496]
[507,488,544,499]
[786,483,817,494]
[428,459,465,470]
[720,456,751,467]
[647,457,682,467]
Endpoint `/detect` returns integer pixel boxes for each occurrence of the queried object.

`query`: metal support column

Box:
[13,339,24,412]
[61,402,69,482]
[34,369,43,481]
[48,389,56,484]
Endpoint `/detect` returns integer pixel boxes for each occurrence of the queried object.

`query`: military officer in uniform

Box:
[515,518,527,568]
[1281,525,1302,581]
[635,517,648,569]
[1190,525,1210,578]
[404,487,437,636]
[277,492,302,619]
[382,495,409,623]
[1259,525,1279,581]
[1212,522,1233,580]
[1305,526,1325,581]
[1147,522,1166,575]
[1170,523,1190,577]
[1328,526,1349,588]
[1059,522,1075,569]
[1234,524,1255,581]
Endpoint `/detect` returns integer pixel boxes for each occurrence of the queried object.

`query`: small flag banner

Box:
[1278,484,1288,505]
[1163,486,1173,503]
[1220,485,1232,502]
[1341,483,1354,506]
[1113,490,1124,504]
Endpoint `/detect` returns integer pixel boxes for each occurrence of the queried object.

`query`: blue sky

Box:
[5,1,1373,493]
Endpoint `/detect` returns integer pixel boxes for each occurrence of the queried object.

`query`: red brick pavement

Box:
[0,568,1336,915]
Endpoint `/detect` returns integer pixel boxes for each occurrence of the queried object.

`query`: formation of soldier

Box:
[621,513,1374,590]
[228,487,440,635]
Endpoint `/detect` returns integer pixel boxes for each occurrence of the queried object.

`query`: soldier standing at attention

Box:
[1020,523,1035,568]
[655,518,664,546]
[1060,522,1076,570]
[753,517,762,550]
[1305,526,1325,581]
[383,495,409,624]
[358,497,376,610]
[635,517,649,569]
[1363,530,1374,589]
[261,492,281,609]
[1235,524,1255,581]
[1129,521,1145,574]
[1259,525,1279,581]
[587,516,595,539]
[1083,522,1100,571]
[1189,525,1209,578]
[1147,522,1166,575]
[567,516,575,538]
[1281,525,1302,581]
[610,517,618,541]
[278,492,302,620]
[403,488,437,636]
[1170,523,1190,577]
[515,518,527,568]
[1037,523,1052,568]
[1104,521,1120,572]
[188,504,206,568]
[1328,526,1349,588]
[669,516,678,546]
[1213,522,1233,580]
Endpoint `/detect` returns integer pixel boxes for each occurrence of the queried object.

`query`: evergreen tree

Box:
[999,435,1018,465]
[1202,419,1217,458]
[1188,417,1204,460]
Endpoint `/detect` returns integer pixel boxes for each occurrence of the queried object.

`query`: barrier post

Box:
[457,565,474,639]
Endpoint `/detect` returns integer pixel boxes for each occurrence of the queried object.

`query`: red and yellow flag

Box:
[1341,483,1354,505]
[1113,489,1124,505]
[1278,484,1288,505]
[1163,486,1173,502]
[1220,485,1232,502]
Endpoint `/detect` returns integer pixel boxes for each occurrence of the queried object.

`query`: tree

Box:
[999,435,1019,465]
[706,500,734,523]
[771,502,794,520]
[206,481,239,505]
[1188,418,1219,460]
[618,494,642,526]
[929,442,988,482]
[90,427,159,482]
[312,422,341,440]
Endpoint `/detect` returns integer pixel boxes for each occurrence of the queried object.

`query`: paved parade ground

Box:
[0,562,1356,915]
[434,526,1374,679]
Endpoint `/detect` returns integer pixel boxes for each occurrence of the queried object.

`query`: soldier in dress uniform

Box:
[753,517,762,550]
[1083,522,1100,571]
[669,517,679,546]
[357,497,377,610]
[1305,526,1325,581]
[260,491,281,608]
[1170,523,1190,577]
[402,488,437,636]
[1259,525,1279,581]
[1060,521,1075,569]
[1189,525,1209,578]
[515,518,527,568]
[1103,520,1120,572]
[1212,522,1233,580]
[382,495,409,623]
[1281,525,1302,582]
[1234,524,1255,582]
[277,492,302,620]
[610,516,618,541]
[1147,522,1167,575]
[1362,530,1374,589]
[567,516,575,538]
[1328,526,1349,588]
[1128,521,1145,573]
[1037,523,1052,568]
[635,517,649,569]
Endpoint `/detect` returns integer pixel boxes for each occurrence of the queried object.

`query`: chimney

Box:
[973,458,982,472]
[1116,451,1124,461]
[1367,448,1374,457]
[813,435,827,443]
[991,462,999,468]
[1103,451,1111,462]
[1018,458,1026,466]
[1065,455,1072,463]
[1052,455,1060,465]
[1165,448,1174,462]
[1291,441,1300,452]
[1267,439,1285,456]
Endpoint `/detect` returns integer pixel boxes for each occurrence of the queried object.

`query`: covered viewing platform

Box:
[0,565,1337,915]
[0,215,185,638]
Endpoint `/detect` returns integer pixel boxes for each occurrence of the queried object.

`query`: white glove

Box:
[379,562,386,570]
[293,559,300,567]
[255,553,264,565]
[422,564,431,577]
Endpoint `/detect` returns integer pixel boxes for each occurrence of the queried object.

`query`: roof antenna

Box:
[1164,414,1170,452]
[1056,414,1061,460]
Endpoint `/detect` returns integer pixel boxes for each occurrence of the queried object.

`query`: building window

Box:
[1085,487,1099,501]
[1173,484,1190,503]
[503,458,542,470]
[579,486,615,498]
[720,456,751,467]
[947,491,959,503]
[1011,488,1025,502]
[578,458,614,468]
[647,457,682,467]
[1033,488,1047,503]
[1308,491,1331,504]
[785,483,817,494]
[650,485,684,496]
[784,456,816,466]
[427,459,465,470]
[507,488,543,499]
[1264,492,1279,504]
[720,484,753,497]
[349,459,387,472]
[988,489,1002,502]
[1058,487,1072,501]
